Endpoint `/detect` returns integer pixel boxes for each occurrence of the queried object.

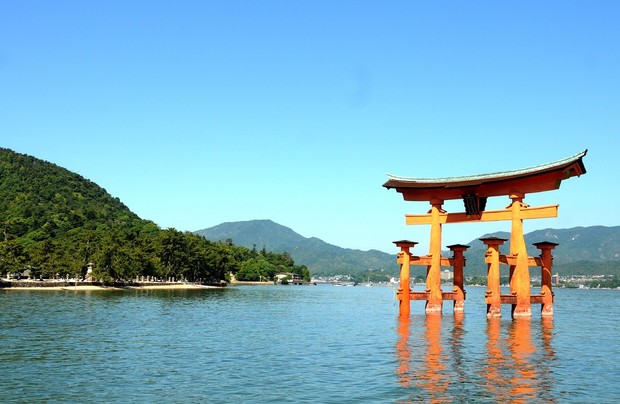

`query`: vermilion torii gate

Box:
[384,150,587,318]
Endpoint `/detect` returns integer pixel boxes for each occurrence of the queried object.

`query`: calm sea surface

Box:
[1,285,619,403]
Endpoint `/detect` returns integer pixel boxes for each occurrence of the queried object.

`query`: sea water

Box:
[0,285,619,403]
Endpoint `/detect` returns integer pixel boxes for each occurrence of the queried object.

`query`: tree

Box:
[236,258,276,282]
[0,240,29,277]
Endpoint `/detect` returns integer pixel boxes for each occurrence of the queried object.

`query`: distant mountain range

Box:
[465,226,620,276]
[196,220,397,277]
[196,220,620,277]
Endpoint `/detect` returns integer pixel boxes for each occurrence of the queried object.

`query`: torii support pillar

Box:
[534,241,558,316]
[448,244,469,314]
[481,237,507,318]
[394,240,418,317]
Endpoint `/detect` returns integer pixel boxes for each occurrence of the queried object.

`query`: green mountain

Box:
[196,220,400,278]
[196,220,620,278]
[0,149,152,236]
[0,148,306,284]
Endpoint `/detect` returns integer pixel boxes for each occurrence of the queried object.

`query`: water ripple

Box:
[1,286,619,402]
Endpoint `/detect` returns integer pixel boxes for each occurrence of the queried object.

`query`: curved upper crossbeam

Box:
[383,150,587,201]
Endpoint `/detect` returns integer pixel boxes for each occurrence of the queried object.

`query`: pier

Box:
[384,150,587,318]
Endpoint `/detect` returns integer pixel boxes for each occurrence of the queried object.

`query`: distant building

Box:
[10,269,31,280]
[441,270,453,281]
[275,272,303,284]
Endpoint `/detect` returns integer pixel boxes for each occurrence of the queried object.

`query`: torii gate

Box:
[384,150,587,318]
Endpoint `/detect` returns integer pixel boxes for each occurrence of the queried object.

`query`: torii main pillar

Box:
[426,198,444,314]
[508,192,531,318]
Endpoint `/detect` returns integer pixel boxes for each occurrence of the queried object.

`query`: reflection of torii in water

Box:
[385,150,587,318]
[394,312,557,401]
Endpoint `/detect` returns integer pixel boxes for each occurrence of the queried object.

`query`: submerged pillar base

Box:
[541,304,554,317]
[425,302,443,315]
[398,297,411,318]
[512,305,532,318]
[487,306,501,318]
[453,300,465,314]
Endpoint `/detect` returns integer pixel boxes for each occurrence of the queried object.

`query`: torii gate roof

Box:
[384,150,587,201]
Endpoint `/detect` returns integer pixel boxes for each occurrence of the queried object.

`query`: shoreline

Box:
[1,281,223,291]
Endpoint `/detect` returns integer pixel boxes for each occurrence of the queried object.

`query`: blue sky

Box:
[1,1,617,254]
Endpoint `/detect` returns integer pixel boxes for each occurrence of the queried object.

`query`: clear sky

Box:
[1,1,618,254]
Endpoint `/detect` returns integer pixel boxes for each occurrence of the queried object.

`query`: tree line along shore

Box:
[0,149,311,285]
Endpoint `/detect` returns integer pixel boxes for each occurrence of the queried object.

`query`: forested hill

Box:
[0,148,309,283]
[196,220,399,278]
[196,220,620,278]
[0,148,152,238]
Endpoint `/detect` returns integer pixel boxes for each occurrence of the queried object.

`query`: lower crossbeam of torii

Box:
[384,150,587,319]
